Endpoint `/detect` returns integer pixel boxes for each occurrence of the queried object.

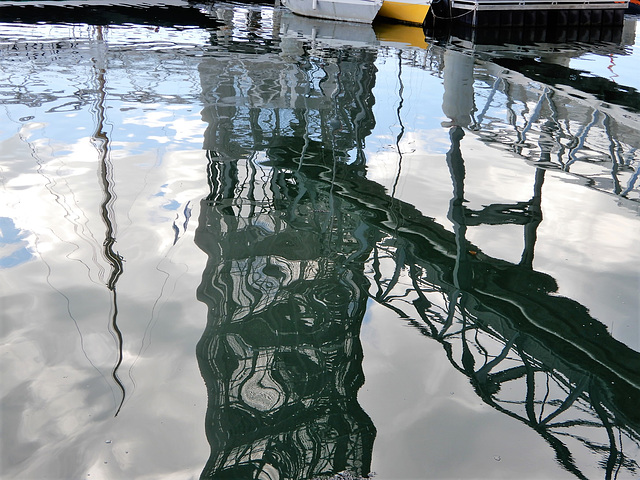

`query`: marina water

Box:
[1,3,639,479]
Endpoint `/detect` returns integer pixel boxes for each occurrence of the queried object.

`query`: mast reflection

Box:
[91,26,126,417]
[194,10,640,479]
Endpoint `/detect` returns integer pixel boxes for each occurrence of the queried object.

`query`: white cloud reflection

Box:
[1,56,212,476]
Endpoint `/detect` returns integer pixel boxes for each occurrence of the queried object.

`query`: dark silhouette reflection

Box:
[195,160,376,479]
[195,43,378,479]
[0,2,222,28]
[91,27,126,417]
[438,125,640,479]
[194,10,640,480]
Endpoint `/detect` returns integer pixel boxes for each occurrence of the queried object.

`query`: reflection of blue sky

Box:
[154,185,182,210]
[567,19,639,89]
[162,199,180,210]
[0,217,34,268]
[371,55,449,153]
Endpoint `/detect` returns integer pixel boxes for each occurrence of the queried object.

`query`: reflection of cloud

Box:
[366,129,450,181]
[366,110,640,353]
[534,173,640,349]
[1,111,211,478]
[0,18,219,480]
[1,276,209,479]
[0,217,34,268]
[122,111,206,145]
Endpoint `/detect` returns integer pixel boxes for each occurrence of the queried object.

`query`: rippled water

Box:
[1,3,639,479]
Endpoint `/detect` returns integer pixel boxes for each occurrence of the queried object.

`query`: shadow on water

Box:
[193,10,640,480]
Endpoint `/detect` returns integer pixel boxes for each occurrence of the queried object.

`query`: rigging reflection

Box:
[430,19,640,205]
[195,9,640,480]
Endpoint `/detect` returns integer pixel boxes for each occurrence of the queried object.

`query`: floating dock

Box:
[425,0,629,28]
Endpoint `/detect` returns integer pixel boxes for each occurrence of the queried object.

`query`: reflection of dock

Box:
[431,20,640,207]
[379,17,638,196]
[0,0,222,27]
[195,20,379,479]
[377,20,639,206]
[263,128,640,479]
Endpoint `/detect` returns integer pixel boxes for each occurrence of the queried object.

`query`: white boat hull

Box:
[282,0,384,23]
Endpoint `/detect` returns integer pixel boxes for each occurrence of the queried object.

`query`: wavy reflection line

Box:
[429,38,638,206]
[127,253,188,388]
[34,234,120,408]
[8,97,124,410]
[270,129,639,478]
[14,124,107,286]
[390,51,405,202]
[10,107,120,404]
[603,112,625,196]
[2,33,115,286]
[363,128,640,478]
[621,148,639,196]
[91,28,126,416]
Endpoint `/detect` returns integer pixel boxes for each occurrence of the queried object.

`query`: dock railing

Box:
[451,0,628,11]
[428,0,628,27]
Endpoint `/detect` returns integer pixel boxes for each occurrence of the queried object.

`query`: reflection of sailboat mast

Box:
[391,51,405,201]
[91,26,126,417]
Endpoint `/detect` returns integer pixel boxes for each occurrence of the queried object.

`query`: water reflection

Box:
[91,27,127,416]
[0,4,639,479]
[195,43,378,479]
[195,11,639,479]
[431,22,640,205]
[1,18,212,479]
[440,124,639,479]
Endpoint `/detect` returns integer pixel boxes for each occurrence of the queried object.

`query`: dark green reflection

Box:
[195,160,376,479]
[194,25,640,480]
[195,46,379,479]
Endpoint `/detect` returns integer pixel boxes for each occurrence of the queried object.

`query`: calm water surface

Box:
[1,3,639,479]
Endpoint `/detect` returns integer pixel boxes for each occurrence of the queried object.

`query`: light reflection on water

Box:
[1,3,639,479]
